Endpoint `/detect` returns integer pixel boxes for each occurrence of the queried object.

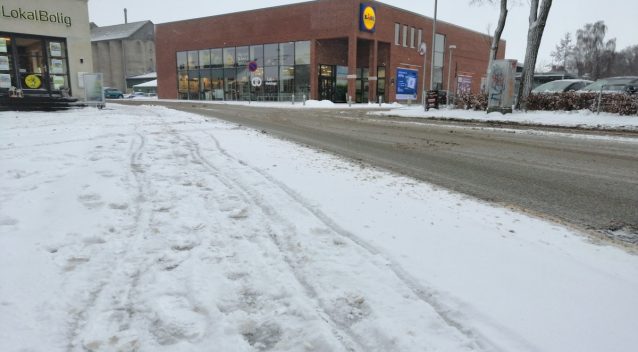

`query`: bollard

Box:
[348,95,352,107]
[379,96,383,107]
[303,94,306,106]
[407,99,411,107]
[292,94,295,105]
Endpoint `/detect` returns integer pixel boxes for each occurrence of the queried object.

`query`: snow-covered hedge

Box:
[454,93,488,111]
[525,92,638,116]
[453,92,638,115]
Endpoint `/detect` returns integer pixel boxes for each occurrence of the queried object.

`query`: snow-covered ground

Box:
[1,104,637,352]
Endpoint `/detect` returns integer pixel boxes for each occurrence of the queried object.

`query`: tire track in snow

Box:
[68,128,154,351]
[198,128,504,352]
[170,130,363,352]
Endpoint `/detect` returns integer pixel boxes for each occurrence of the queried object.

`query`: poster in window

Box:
[51,59,64,74]
[0,39,7,53]
[53,76,65,90]
[0,56,9,71]
[0,74,12,88]
[50,42,63,57]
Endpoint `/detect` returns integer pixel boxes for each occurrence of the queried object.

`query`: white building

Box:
[0,0,93,106]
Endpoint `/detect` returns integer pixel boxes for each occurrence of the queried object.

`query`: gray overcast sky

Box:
[88,0,638,67]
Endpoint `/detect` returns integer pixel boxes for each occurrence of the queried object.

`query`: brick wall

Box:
[156,0,504,101]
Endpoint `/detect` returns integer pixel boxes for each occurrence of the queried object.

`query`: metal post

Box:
[446,45,456,108]
[419,42,428,110]
[429,0,438,90]
[597,85,606,115]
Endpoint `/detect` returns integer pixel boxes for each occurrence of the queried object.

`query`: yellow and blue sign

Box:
[359,3,376,33]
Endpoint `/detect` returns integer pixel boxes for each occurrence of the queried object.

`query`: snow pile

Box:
[1,105,637,352]
[303,99,335,107]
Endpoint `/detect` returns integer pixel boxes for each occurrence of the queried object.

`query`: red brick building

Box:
[156,0,505,103]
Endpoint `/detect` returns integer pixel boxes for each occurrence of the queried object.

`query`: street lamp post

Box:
[429,0,438,90]
[418,42,427,110]
[446,44,456,107]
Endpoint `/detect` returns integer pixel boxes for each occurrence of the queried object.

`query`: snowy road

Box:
[122,100,638,242]
[1,105,638,352]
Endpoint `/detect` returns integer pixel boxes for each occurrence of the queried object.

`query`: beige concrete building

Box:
[91,21,155,93]
[0,0,93,103]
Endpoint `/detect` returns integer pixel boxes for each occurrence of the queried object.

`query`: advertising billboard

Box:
[396,68,418,101]
[487,59,517,112]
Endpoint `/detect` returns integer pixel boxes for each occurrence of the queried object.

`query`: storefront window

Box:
[199,69,211,99]
[236,46,249,66]
[211,68,224,100]
[377,66,386,102]
[210,48,223,68]
[177,52,187,70]
[223,47,235,68]
[0,37,15,90]
[187,51,198,70]
[434,34,445,90]
[335,66,348,103]
[48,41,67,91]
[199,49,211,69]
[263,65,278,100]
[250,45,263,66]
[295,41,310,65]
[279,42,294,66]
[264,44,278,66]
[236,66,250,100]
[279,66,294,97]
[178,71,189,99]
[175,39,313,101]
[188,69,199,99]
[223,67,236,99]
[294,65,309,97]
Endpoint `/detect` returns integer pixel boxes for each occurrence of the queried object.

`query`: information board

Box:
[396,68,418,101]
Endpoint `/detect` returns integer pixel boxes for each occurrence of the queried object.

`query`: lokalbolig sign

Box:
[1,5,72,27]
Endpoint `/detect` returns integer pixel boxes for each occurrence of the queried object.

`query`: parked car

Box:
[104,88,124,99]
[579,76,638,94]
[532,79,592,93]
[126,92,147,99]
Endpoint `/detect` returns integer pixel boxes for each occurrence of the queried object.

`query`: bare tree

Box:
[516,0,553,110]
[611,45,638,76]
[472,0,509,77]
[573,21,617,79]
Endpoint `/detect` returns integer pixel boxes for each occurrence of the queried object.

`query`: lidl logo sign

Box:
[360,4,376,32]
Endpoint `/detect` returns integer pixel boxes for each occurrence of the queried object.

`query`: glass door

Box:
[15,37,47,93]
[318,64,335,101]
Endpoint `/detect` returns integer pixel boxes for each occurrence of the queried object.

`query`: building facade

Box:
[156,0,505,103]
[91,21,156,93]
[0,0,93,102]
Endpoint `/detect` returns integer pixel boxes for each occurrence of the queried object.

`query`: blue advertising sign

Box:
[396,68,418,100]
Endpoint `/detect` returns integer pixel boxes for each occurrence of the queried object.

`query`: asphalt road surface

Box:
[121,101,638,245]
